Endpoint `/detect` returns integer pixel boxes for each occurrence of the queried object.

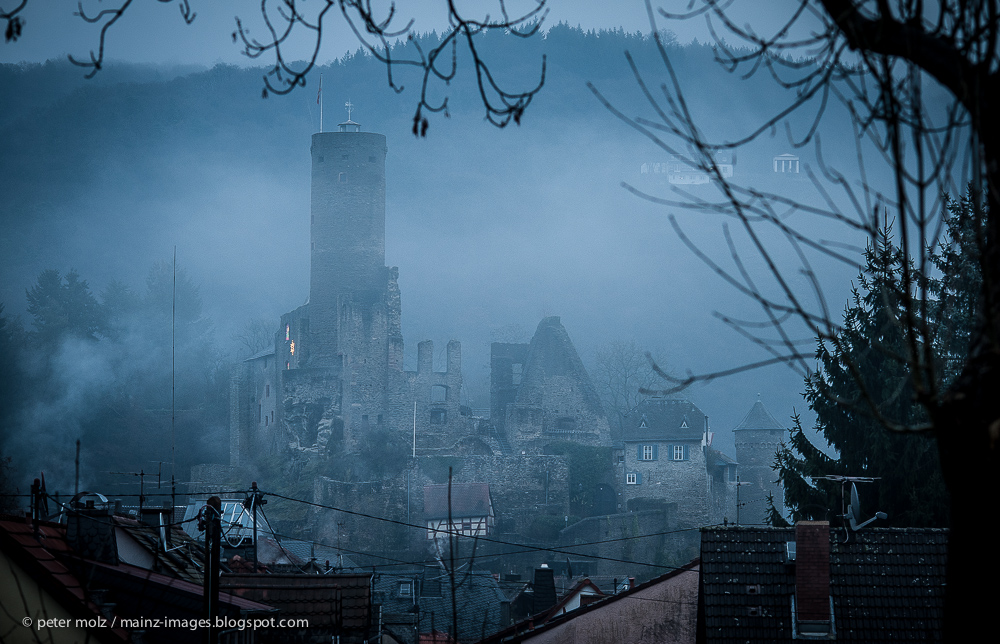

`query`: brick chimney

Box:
[795,521,830,623]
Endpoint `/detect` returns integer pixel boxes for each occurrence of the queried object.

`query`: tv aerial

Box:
[813,475,887,539]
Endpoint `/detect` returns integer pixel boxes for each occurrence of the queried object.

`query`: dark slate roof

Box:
[699,526,948,643]
[245,347,276,362]
[707,448,737,469]
[733,400,786,431]
[375,568,508,643]
[623,398,707,442]
[222,573,371,631]
[424,483,492,520]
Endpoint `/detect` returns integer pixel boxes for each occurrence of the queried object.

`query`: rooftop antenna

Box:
[318,73,323,133]
[814,475,886,540]
[171,247,176,486]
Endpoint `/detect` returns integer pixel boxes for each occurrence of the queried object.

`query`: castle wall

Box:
[734,428,786,522]
[621,441,710,527]
[313,454,570,552]
[230,351,279,466]
[501,318,611,453]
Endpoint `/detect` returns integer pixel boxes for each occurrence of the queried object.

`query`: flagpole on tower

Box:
[318,73,323,133]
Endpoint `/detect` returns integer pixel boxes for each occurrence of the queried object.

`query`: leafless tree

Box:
[7,0,547,136]
[593,340,671,438]
[232,316,275,360]
[590,0,996,637]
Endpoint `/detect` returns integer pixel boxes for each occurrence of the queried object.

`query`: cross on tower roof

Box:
[345,100,353,121]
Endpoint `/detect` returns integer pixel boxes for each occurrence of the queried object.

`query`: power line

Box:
[263,489,707,573]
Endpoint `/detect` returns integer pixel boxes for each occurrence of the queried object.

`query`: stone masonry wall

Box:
[622,441,709,527]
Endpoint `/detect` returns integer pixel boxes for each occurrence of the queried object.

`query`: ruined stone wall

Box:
[490,342,528,434]
[231,351,280,466]
[503,318,611,453]
[312,454,571,553]
[506,374,611,452]
[420,455,570,535]
[388,340,466,452]
[280,367,343,455]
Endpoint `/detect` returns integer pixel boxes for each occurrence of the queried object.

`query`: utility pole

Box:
[202,496,222,644]
[244,482,266,572]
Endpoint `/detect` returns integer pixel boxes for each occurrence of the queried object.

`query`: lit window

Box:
[290,341,295,355]
[286,324,290,341]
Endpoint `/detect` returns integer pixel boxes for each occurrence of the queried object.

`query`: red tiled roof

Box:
[423,483,492,519]
[0,516,129,643]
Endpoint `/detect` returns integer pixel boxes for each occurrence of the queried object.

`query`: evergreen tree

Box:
[25,268,104,348]
[772,228,949,527]
[928,189,985,387]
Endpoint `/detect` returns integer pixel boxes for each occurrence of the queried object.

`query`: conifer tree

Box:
[772,227,949,527]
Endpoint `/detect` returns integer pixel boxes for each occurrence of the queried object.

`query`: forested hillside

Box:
[0,26,860,492]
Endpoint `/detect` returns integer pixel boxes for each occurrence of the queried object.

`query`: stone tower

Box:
[231,117,468,465]
[733,398,787,520]
[308,121,390,365]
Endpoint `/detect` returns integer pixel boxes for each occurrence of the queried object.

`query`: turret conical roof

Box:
[734,399,785,431]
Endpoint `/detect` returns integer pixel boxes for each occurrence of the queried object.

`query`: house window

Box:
[430,409,447,425]
[398,581,413,598]
[670,445,690,461]
[431,384,447,402]
[626,472,641,485]
[638,445,658,461]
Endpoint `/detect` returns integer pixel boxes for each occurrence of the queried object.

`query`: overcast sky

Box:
[2,1,805,67]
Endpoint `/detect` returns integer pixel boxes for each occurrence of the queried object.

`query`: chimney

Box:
[67,505,119,565]
[794,521,831,630]
[532,566,556,615]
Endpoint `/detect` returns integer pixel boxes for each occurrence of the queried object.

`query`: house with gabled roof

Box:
[698,521,948,643]
[423,482,495,540]
[474,559,700,644]
[620,398,737,526]
[0,512,275,644]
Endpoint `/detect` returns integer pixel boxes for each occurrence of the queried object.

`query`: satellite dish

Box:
[844,482,887,530]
